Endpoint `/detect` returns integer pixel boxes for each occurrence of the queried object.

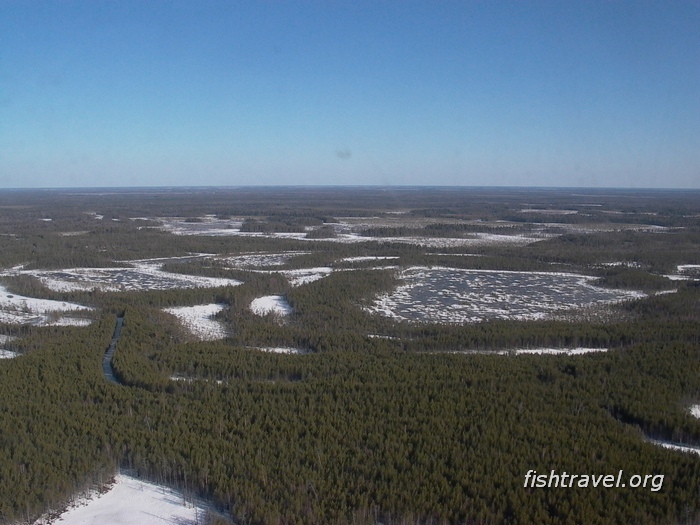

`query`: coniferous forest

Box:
[1,187,700,524]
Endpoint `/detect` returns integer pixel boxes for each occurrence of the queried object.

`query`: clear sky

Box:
[1,1,698,188]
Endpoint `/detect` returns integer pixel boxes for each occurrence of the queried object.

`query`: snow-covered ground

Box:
[0,285,93,326]
[665,264,700,281]
[164,303,228,341]
[650,440,700,457]
[155,216,551,247]
[0,349,19,359]
[32,475,210,525]
[367,267,645,324]
[218,251,310,269]
[280,267,333,286]
[339,256,400,263]
[689,405,700,419]
[439,347,608,356]
[251,346,306,354]
[0,334,16,344]
[519,209,578,215]
[497,347,608,356]
[250,295,292,316]
[4,261,241,293]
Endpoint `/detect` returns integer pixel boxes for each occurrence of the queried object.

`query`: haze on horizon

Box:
[1,1,698,190]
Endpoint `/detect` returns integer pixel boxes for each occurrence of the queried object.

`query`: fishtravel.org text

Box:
[524,470,664,492]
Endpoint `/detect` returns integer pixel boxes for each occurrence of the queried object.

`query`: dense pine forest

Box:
[1,187,700,524]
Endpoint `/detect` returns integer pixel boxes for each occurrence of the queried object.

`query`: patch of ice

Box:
[32,474,209,525]
[164,303,228,341]
[250,295,292,316]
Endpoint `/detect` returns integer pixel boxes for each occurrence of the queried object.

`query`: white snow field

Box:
[164,303,228,341]
[280,267,333,286]
[650,440,700,457]
[0,285,93,326]
[0,335,18,356]
[497,347,608,356]
[689,405,700,419]
[339,256,400,263]
[155,216,550,247]
[250,295,293,316]
[665,264,700,281]
[32,475,209,525]
[368,267,645,324]
[252,346,306,354]
[7,261,241,293]
[218,251,310,269]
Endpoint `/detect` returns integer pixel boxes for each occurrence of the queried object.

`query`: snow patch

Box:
[497,347,608,356]
[650,440,700,457]
[219,252,310,269]
[367,267,645,324]
[281,267,333,286]
[0,285,93,326]
[339,256,400,262]
[250,295,292,316]
[32,474,210,525]
[7,263,241,293]
[164,303,228,341]
[251,346,307,354]
[689,405,700,419]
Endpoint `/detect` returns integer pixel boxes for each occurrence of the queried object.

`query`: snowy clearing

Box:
[666,265,700,281]
[689,405,700,419]
[0,285,93,326]
[368,267,645,324]
[250,295,292,316]
[251,346,307,354]
[281,267,333,286]
[155,216,550,247]
[519,209,578,215]
[32,474,209,525]
[0,334,16,344]
[164,303,228,341]
[7,262,241,293]
[650,440,700,457]
[440,348,608,356]
[0,349,19,359]
[218,251,310,269]
[339,256,400,262]
[497,347,608,356]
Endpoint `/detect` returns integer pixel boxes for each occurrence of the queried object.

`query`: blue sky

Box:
[1,1,698,188]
